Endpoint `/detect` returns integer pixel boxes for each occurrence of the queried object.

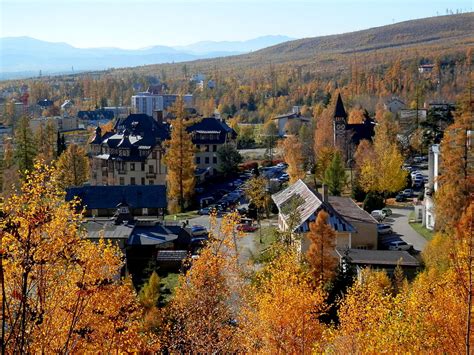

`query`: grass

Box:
[251,225,279,264]
[408,211,435,241]
[158,272,180,305]
[164,210,199,221]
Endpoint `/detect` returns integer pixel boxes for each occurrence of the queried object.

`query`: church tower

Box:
[333,93,348,156]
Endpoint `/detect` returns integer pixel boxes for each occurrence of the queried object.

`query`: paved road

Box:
[379,207,427,251]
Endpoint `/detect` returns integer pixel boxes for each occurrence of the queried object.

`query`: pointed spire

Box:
[333,93,347,120]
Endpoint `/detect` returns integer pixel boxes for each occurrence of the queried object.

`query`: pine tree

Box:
[164,98,196,213]
[35,120,57,164]
[306,210,338,284]
[323,151,347,196]
[14,115,36,175]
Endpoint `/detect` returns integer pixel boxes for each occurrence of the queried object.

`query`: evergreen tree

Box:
[323,151,347,196]
[216,144,242,176]
[14,115,36,174]
[139,271,160,310]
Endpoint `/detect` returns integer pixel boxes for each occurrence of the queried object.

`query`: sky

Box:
[0,0,472,49]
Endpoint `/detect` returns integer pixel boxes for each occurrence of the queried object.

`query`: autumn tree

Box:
[161,212,243,353]
[35,120,57,164]
[279,135,305,183]
[239,248,327,353]
[306,210,338,284]
[314,107,334,154]
[435,99,472,231]
[359,118,407,198]
[56,143,89,188]
[163,98,196,213]
[0,162,156,353]
[323,151,347,196]
[245,176,268,242]
[14,116,36,174]
[139,271,161,332]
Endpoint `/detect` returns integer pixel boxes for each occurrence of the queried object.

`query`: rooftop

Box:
[66,185,167,210]
[336,248,420,267]
[328,196,378,225]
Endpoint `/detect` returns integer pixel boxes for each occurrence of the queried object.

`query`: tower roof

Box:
[334,93,347,119]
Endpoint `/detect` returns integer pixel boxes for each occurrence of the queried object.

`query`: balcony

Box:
[146,172,156,178]
[118,170,127,175]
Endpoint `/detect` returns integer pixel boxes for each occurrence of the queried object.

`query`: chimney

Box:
[322,184,328,203]
[153,110,164,123]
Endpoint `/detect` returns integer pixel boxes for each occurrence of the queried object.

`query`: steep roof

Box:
[271,180,355,232]
[66,185,167,210]
[345,119,376,145]
[333,93,347,118]
[328,196,378,224]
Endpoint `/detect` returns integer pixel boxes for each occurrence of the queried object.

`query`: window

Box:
[213,145,217,152]
[141,177,145,185]
[205,157,209,164]
[196,157,201,164]
[152,151,157,159]
[141,162,145,171]
[149,180,154,185]
[119,177,125,185]
[149,165,154,173]
[196,144,201,150]
[130,163,135,171]
[130,177,136,185]
[213,157,217,164]
[205,145,210,152]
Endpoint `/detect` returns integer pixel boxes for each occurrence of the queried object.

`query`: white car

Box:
[388,240,413,251]
[371,210,386,222]
[377,224,393,235]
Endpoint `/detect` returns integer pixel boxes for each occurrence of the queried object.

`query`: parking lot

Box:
[378,207,428,252]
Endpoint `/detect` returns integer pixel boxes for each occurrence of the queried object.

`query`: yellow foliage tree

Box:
[279,135,305,183]
[239,248,327,353]
[56,143,90,188]
[359,118,406,196]
[161,212,243,353]
[0,162,156,353]
[163,98,196,213]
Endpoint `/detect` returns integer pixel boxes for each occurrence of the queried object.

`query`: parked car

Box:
[190,225,208,237]
[371,210,386,222]
[237,224,258,232]
[388,240,413,251]
[377,223,393,235]
[402,189,414,198]
[381,207,392,216]
[199,196,215,207]
[395,193,406,202]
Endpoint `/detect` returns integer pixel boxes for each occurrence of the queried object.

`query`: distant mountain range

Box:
[0,35,293,79]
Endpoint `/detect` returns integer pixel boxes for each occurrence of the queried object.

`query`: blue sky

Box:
[1,0,472,49]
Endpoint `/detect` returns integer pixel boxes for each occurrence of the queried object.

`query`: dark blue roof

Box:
[66,185,167,210]
[37,99,53,107]
[114,114,170,142]
[78,109,115,120]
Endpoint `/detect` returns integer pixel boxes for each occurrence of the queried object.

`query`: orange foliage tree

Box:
[306,210,338,284]
[239,247,327,353]
[0,162,156,353]
[160,212,243,353]
[279,135,305,183]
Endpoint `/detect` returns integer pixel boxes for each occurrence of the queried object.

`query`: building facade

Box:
[89,114,169,186]
[132,90,193,117]
[187,117,237,177]
[333,93,376,162]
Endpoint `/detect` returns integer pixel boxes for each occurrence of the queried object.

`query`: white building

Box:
[423,144,440,230]
[29,116,79,133]
[131,92,193,117]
